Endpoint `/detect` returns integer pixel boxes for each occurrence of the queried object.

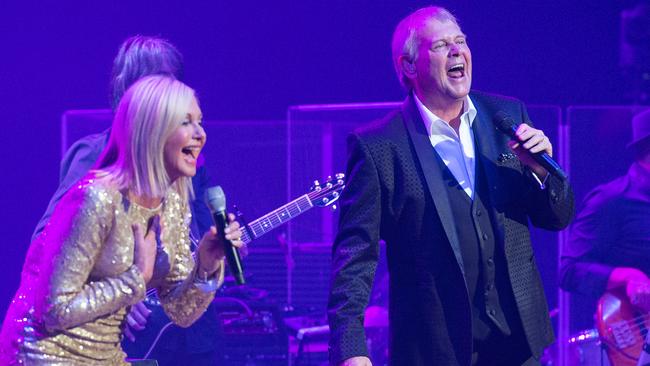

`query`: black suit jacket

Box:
[327,91,574,366]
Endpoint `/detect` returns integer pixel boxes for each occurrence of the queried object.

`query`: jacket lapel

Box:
[472,101,507,244]
[401,95,465,275]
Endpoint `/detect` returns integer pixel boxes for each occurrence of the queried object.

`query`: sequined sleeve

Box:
[42,182,146,331]
[157,192,224,327]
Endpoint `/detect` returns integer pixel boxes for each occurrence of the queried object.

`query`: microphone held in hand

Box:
[493,111,568,180]
[205,186,245,285]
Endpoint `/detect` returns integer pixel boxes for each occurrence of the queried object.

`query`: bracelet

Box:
[195,271,218,292]
[198,268,213,282]
[194,265,219,293]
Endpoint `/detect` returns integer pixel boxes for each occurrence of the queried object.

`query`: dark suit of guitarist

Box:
[327,6,575,366]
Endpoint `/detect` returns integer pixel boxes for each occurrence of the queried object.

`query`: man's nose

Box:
[449,43,461,56]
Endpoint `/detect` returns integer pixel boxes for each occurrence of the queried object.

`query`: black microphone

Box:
[205,186,245,285]
[493,111,568,180]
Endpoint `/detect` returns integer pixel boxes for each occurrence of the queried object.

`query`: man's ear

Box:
[399,55,416,77]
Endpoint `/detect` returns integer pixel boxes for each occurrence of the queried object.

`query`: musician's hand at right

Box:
[610,267,650,311]
[338,356,372,366]
[122,302,152,342]
[627,279,650,312]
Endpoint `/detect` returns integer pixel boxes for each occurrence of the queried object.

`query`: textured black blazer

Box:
[327,91,574,366]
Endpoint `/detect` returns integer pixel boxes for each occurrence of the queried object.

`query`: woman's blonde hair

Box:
[96,75,196,201]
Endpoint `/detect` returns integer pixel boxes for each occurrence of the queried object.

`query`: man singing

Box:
[327,6,574,366]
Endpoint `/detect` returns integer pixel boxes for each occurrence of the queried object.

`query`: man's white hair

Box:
[391,6,459,90]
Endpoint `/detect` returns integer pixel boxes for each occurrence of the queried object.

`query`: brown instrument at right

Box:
[596,288,650,366]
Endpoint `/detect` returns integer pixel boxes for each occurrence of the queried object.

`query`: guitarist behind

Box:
[560,109,650,366]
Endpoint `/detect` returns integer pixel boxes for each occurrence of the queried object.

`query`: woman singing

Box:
[0,75,242,365]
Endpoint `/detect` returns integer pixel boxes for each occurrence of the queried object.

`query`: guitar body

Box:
[596,289,649,366]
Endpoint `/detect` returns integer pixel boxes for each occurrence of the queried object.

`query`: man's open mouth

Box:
[447,64,465,78]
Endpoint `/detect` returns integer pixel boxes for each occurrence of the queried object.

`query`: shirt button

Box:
[487,257,494,266]
[475,209,482,217]
[486,283,494,291]
[482,233,488,240]
[488,309,496,316]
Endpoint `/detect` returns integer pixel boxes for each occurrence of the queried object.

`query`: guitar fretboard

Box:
[241,194,313,243]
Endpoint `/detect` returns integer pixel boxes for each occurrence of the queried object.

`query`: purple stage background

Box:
[0,1,638,362]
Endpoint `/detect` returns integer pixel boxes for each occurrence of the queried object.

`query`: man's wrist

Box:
[608,267,648,289]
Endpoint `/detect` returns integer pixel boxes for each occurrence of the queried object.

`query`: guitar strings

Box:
[245,195,312,239]
[606,312,650,340]
[613,312,650,327]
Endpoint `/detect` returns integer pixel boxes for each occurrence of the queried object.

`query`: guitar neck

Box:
[240,193,313,244]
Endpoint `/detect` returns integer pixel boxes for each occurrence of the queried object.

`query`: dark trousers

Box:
[472,328,536,366]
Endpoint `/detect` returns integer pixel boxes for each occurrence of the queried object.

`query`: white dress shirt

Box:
[414,93,478,199]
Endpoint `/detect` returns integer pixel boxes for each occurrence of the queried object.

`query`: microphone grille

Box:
[206,186,226,212]
[493,111,517,134]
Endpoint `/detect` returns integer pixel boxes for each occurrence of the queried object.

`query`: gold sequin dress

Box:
[0,172,223,365]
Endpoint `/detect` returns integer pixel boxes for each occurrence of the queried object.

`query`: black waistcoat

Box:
[433,148,523,342]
